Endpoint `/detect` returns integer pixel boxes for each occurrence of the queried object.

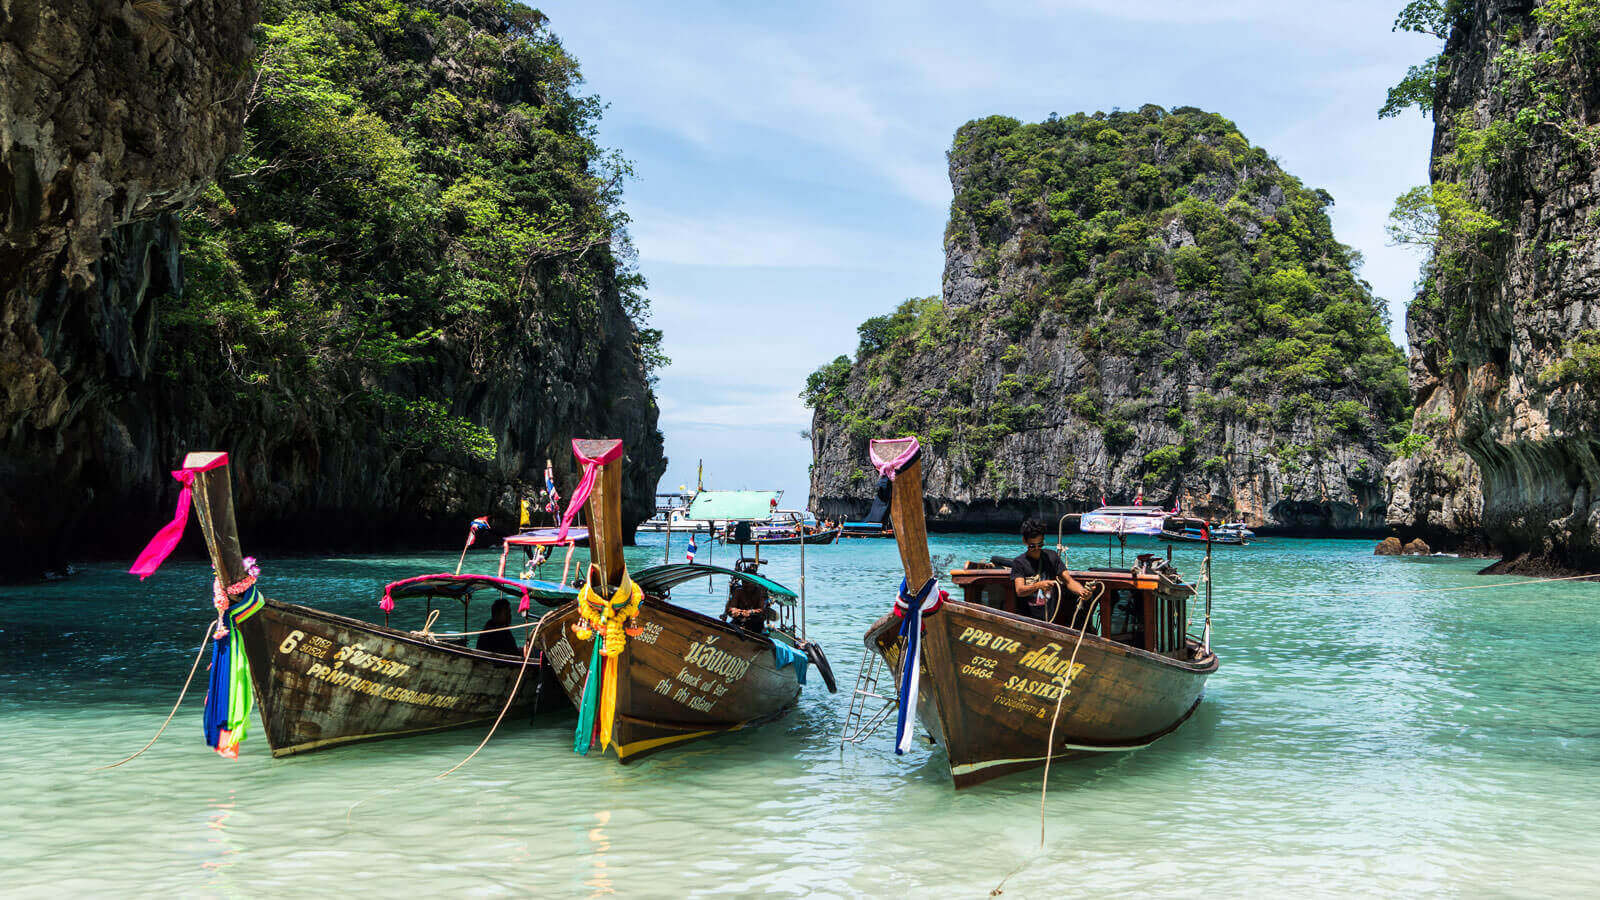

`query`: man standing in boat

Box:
[1011,518,1090,622]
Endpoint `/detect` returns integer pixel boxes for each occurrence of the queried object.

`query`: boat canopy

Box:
[1080,506,1168,536]
[382,573,579,606]
[504,526,589,547]
[685,490,782,522]
[633,563,797,601]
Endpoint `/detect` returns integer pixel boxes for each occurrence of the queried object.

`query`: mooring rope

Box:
[435,610,552,780]
[96,622,214,771]
[417,620,544,639]
[1038,581,1104,846]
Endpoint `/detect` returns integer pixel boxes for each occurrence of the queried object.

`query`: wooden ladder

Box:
[839,650,898,745]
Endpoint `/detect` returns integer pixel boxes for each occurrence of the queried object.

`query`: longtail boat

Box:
[535,439,836,763]
[1159,516,1248,546]
[134,452,579,758]
[850,437,1218,788]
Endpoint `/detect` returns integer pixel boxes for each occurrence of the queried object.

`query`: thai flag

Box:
[544,461,561,514]
[685,536,698,563]
[466,515,490,547]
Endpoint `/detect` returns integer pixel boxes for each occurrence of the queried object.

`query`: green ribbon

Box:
[572,635,603,754]
[225,619,254,744]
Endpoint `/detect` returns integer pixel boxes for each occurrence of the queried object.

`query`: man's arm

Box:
[1013,575,1053,597]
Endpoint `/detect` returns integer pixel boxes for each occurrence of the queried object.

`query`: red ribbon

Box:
[556,440,624,543]
[129,454,230,580]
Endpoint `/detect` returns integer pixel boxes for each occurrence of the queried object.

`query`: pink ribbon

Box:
[129,454,230,580]
[869,437,920,480]
[556,439,624,543]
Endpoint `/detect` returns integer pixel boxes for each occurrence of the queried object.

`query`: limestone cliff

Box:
[0,0,664,578]
[1384,0,1600,571]
[808,106,1411,533]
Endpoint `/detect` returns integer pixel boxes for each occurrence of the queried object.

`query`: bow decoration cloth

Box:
[891,575,944,755]
[570,563,645,754]
[555,439,624,544]
[129,453,231,580]
[868,437,920,481]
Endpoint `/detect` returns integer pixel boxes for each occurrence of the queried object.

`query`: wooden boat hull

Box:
[1159,532,1246,545]
[866,600,1216,788]
[236,599,561,757]
[535,596,802,762]
[721,528,841,546]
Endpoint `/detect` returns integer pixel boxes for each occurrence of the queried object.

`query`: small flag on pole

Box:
[544,460,561,514]
[686,535,698,563]
[465,515,490,547]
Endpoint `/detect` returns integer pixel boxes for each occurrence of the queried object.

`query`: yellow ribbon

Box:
[571,563,644,751]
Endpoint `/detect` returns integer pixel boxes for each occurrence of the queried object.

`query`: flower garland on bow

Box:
[571,563,644,755]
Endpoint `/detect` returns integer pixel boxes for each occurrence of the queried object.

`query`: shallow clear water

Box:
[4,533,1599,896]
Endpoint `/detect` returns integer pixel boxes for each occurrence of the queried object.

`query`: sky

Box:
[538,0,1442,508]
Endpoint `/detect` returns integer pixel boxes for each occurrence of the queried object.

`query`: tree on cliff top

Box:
[167,0,665,467]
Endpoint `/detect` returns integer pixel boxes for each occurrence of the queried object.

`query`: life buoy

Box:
[802,640,838,694]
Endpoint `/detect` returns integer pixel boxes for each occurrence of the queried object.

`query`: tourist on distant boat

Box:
[1010,518,1089,621]
[477,597,520,655]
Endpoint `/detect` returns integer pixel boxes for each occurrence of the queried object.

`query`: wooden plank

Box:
[869,437,931,587]
[184,451,248,587]
[575,438,625,591]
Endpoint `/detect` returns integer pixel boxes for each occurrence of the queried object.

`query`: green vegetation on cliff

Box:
[167,0,663,462]
[807,106,1410,492]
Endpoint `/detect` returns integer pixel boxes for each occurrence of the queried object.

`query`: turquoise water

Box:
[4,533,1600,896]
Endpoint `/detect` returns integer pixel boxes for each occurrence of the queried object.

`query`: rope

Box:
[435,610,551,780]
[418,620,543,639]
[96,622,213,771]
[411,608,442,640]
[1038,581,1104,847]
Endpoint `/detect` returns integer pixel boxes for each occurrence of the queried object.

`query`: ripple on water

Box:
[4,535,1600,894]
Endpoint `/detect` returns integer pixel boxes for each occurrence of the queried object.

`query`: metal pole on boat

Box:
[1203,531,1213,653]
[799,524,807,642]
[663,514,671,564]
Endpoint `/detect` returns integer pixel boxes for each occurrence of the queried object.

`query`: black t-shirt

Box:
[477,621,520,655]
[1010,548,1064,582]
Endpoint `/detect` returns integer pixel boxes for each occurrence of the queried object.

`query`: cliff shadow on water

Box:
[0,0,664,579]
[808,105,1411,538]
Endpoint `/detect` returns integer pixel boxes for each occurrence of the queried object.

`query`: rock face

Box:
[1385,0,1600,572]
[1375,536,1404,556]
[1,0,260,575]
[808,107,1410,533]
[0,0,664,577]
[1383,292,1489,554]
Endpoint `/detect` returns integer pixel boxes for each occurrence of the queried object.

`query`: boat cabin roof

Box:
[382,573,579,605]
[504,526,588,547]
[634,562,797,601]
[686,490,783,522]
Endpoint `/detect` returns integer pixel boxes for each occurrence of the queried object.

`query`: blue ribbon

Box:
[894,576,939,755]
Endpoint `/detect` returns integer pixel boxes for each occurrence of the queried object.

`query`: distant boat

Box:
[637,491,704,533]
[1079,505,1169,536]
[1159,516,1249,546]
[718,509,838,545]
[839,521,893,539]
